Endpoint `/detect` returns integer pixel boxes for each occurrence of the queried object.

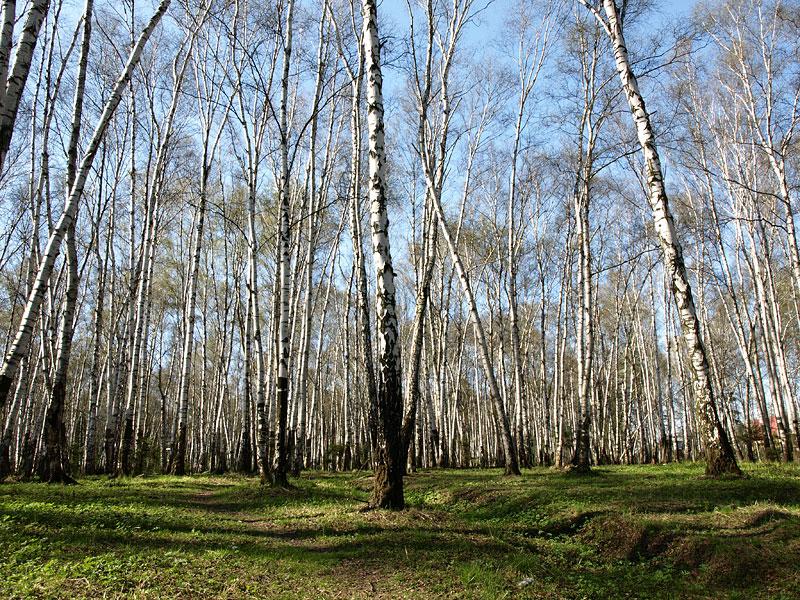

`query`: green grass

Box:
[1,463,799,598]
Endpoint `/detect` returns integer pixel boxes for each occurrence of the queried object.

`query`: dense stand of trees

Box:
[1,0,799,505]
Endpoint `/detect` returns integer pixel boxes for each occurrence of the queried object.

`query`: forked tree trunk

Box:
[272,0,295,488]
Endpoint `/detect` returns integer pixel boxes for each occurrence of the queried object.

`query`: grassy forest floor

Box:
[1,463,799,599]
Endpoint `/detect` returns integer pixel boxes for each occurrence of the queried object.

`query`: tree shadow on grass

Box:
[1,484,519,599]
[3,466,800,599]
[405,465,800,523]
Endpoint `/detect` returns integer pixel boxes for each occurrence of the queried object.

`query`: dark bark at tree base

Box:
[343,443,352,471]
[270,470,291,488]
[39,456,77,484]
[781,440,793,463]
[704,447,744,478]
[173,423,187,476]
[134,432,147,475]
[428,429,439,467]
[210,434,227,474]
[370,448,404,510]
[257,454,271,485]
[42,383,75,485]
[236,432,253,473]
[663,442,673,464]
[173,455,186,475]
[564,462,591,475]
[38,442,77,484]
[745,442,755,463]
[45,469,78,485]
[119,415,135,476]
[0,440,11,481]
[19,432,35,480]
[517,427,531,469]
[104,428,117,475]
[502,447,521,475]
[438,438,450,468]
[290,432,303,477]
[571,423,591,474]
[266,430,276,473]
[285,429,296,476]
[595,450,614,466]
[570,453,591,474]
[0,374,12,411]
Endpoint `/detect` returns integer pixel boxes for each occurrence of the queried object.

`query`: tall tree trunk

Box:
[572,154,593,473]
[363,0,404,509]
[41,0,93,483]
[272,0,295,488]
[587,0,741,477]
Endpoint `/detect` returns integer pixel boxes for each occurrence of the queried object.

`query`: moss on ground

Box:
[1,462,799,598]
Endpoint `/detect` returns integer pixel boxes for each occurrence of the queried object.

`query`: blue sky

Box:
[376,0,700,101]
[380,0,700,39]
[368,0,705,301]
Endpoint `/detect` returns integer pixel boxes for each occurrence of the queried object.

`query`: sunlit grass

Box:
[1,463,798,598]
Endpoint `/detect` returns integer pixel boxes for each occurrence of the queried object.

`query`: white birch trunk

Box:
[363,0,405,508]
[0,0,172,411]
[587,0,741,476]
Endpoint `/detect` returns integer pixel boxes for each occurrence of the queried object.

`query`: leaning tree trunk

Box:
[424,152,521,475]
[363,0,404,509]
[593,0,740,477]
[401,207,437,465]
[0,0,172,412]
[0,0,50,174]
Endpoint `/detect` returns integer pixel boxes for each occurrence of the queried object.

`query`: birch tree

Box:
[579,0,741,476]
[363,0,405,509]
[0,0,172,416]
